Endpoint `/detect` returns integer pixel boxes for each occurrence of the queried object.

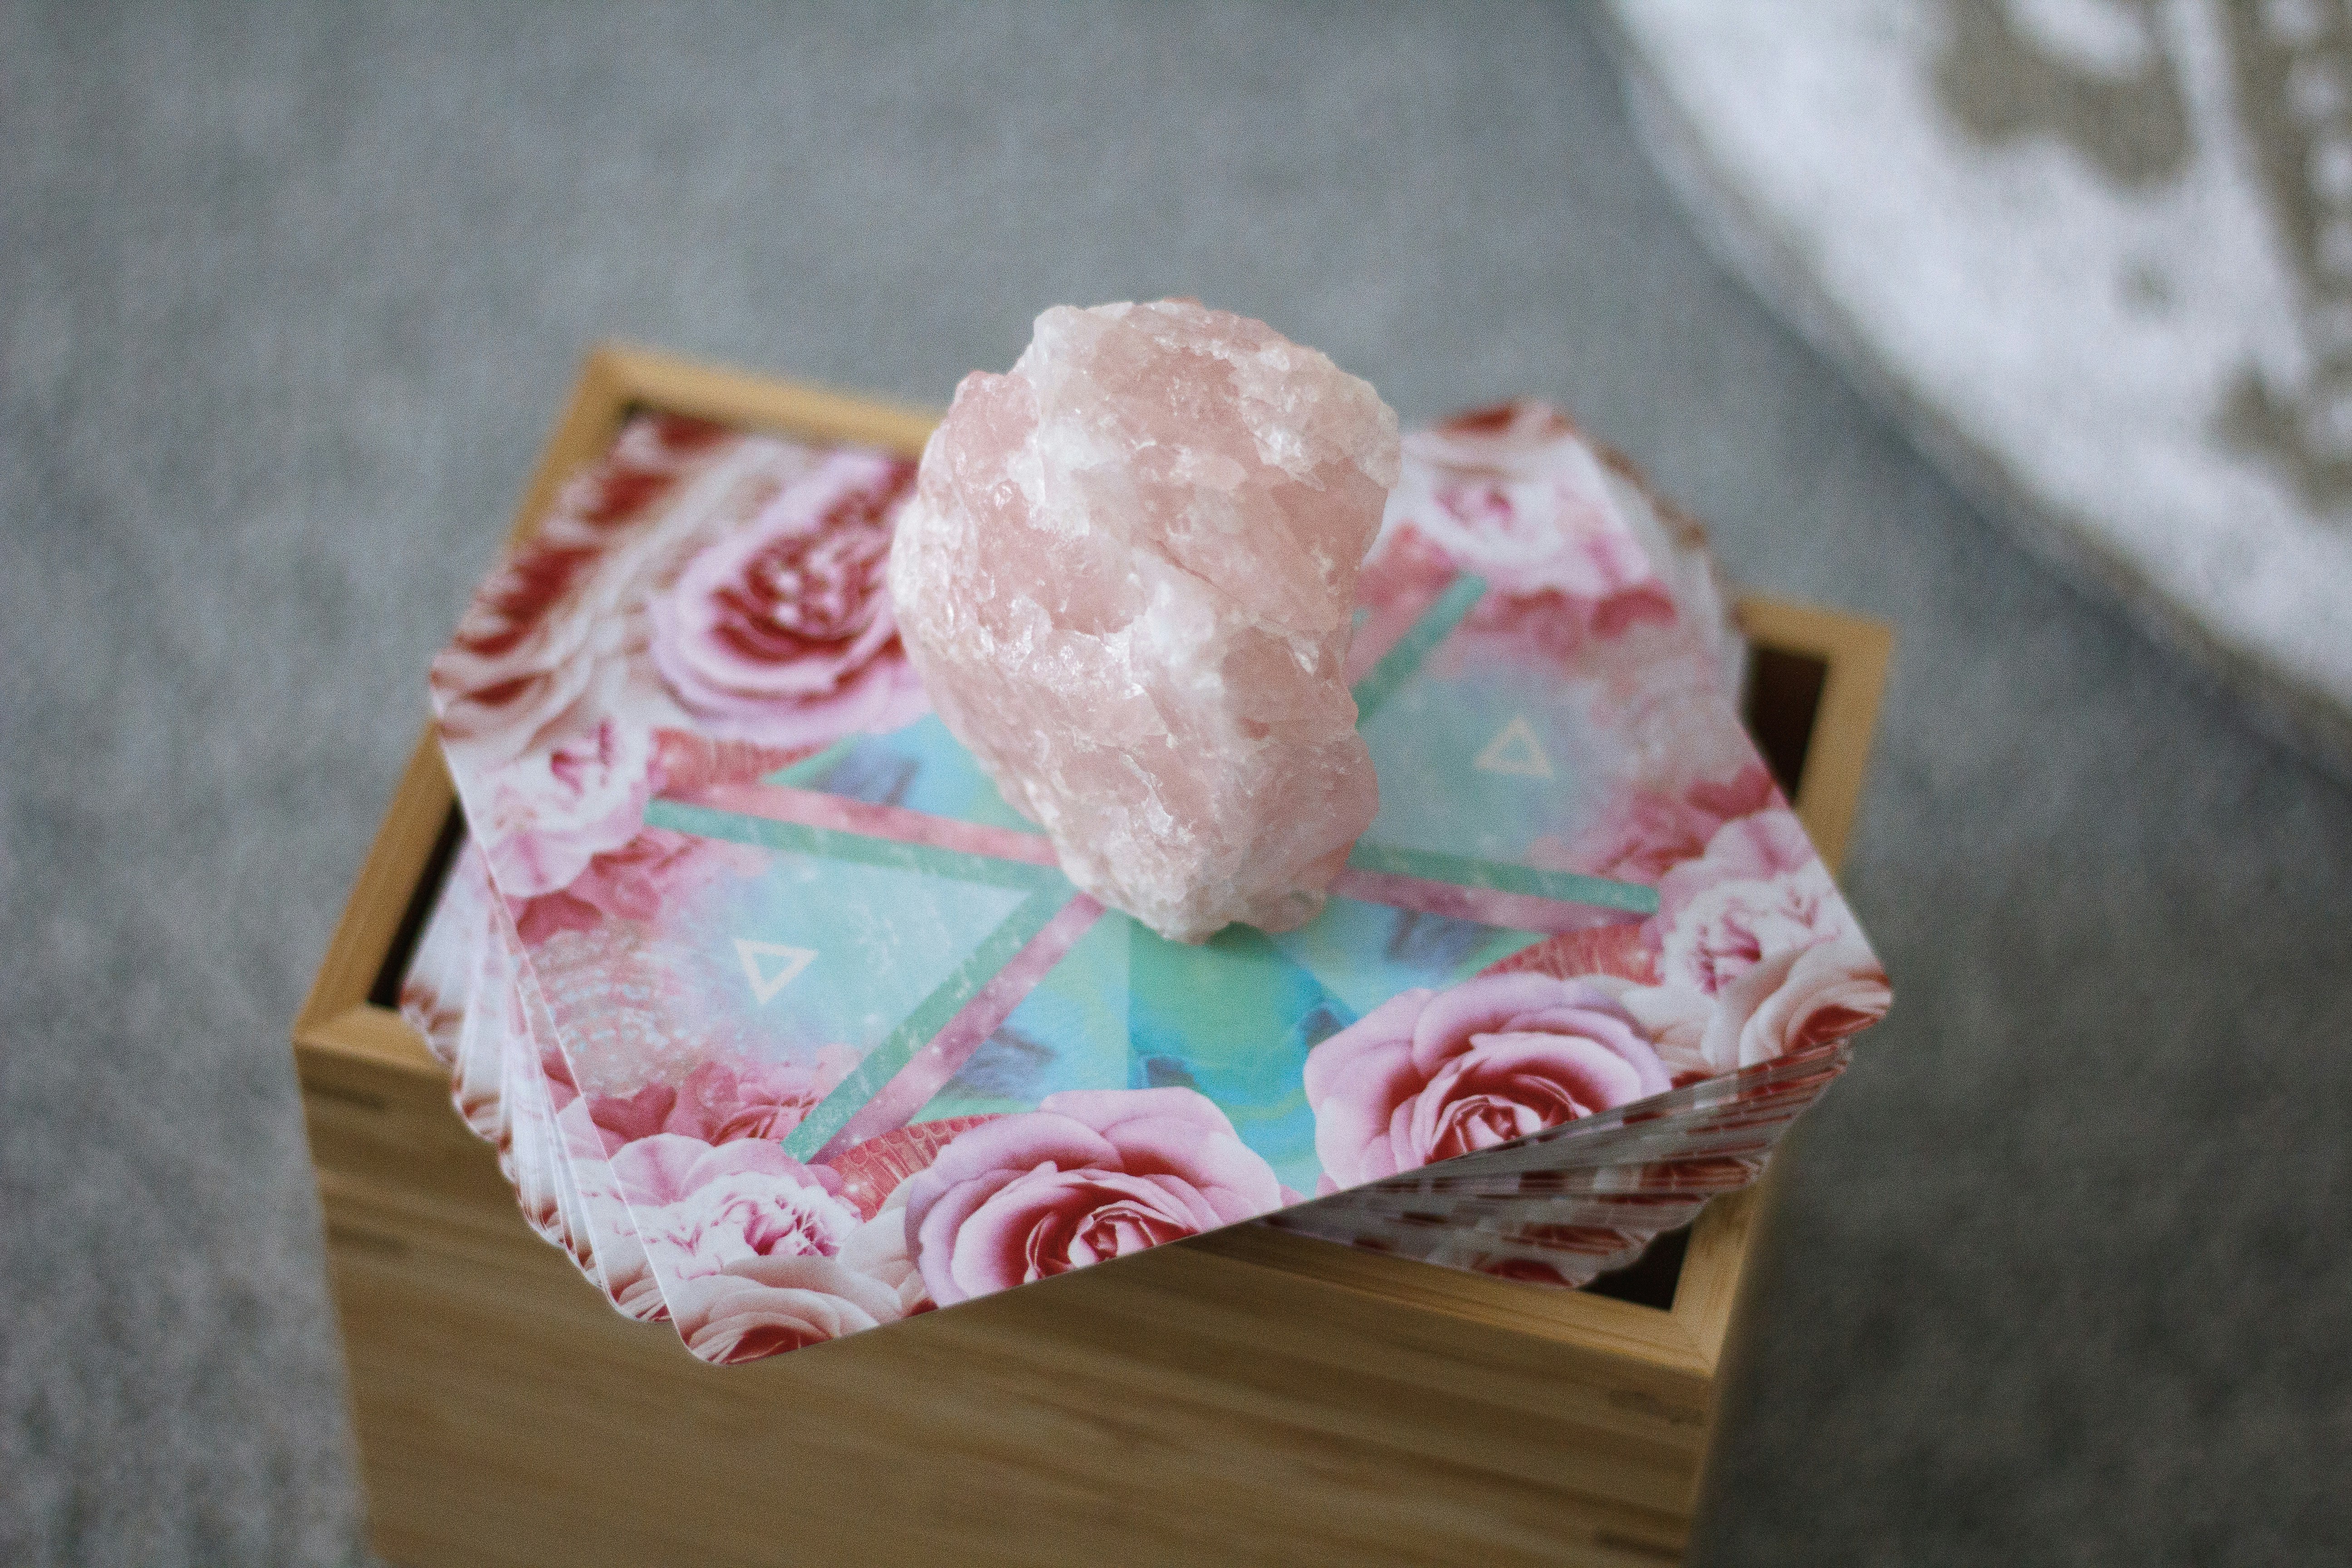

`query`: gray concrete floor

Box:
[2,4,2346,1564]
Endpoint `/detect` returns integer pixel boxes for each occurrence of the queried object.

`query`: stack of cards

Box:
[399,400,1890,1363]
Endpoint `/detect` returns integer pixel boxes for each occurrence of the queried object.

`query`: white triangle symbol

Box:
[734,939,816,1004]
[1474,715,1553,779]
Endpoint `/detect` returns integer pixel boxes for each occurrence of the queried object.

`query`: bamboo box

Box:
[292,346,1894,1568]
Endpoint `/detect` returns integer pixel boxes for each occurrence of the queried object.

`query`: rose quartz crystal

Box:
[887,300,1400,943]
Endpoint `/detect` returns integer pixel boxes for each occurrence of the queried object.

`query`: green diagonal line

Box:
[1345,841,1659,916]
[782,886,1072,1160]
[1350,572,1489,722]
[764,733,863,788]
[645,798,1066,893]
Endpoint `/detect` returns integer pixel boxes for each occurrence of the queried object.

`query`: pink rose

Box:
[1613,934,1891,1078]
[609,1133,860,1288]
[1552,764,1780,887]
[554,1098,670,1323]
[431,414,725,755]
[833,1182,934,1318]
[433,417,922,899]
[512,824,764,944]
[578,1050,855,1154]
[472,717,656,897]
[904,1088,1285,1307]
[1697,936,1890,1072]
[1653,809,1858,996]
[648,450,926,746]
[1303,972,1671,1191]
[507,733,814,941]
[1383,402,1675,632]
[666,1254,906,1364]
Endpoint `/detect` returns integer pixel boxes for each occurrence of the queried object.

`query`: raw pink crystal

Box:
[887,300,1400,943]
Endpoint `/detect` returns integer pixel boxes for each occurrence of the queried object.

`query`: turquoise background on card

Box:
[1359,653,1607,863]
[653,574,1657,1186]
[769,714,1040,832]
[673,829,1042,1058]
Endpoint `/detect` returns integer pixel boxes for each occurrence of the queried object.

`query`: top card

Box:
[426,398,1889,1359]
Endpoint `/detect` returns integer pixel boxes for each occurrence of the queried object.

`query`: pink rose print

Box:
[1612,934,1891,1078]
[1303,972,1672,1191]
[506,731,811,941]
[826,1114,997,1220]
[516,825,774,946]
[1695,936,1891,1073]
[1591,805,1891,1078]
[903,1088,1285,1308]
[1381,401,1677,639]
[648,449,926,747]
[666,1254,906,1364]
[511,826,717,944]
[1653,808,1858,996]
[554,1097,670,1323]
[431,414,726,754]
[432,418,927,906]
[469,717,654,897]
[1555,764,1780,887]
[609,1133,861,1289]
[576,1050,856,1154]
[833,1183,934,1318]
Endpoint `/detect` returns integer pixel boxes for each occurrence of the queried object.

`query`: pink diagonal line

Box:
[812,893,1107,1164]
[1327,868,1638,936]
[669,781,1062,868]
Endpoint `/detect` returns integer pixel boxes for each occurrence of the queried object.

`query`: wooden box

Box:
[292,347,1893,1568]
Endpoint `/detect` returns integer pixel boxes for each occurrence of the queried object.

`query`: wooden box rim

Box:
[294,342,1894,1385]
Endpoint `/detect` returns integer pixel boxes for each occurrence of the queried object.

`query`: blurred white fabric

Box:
[1607,0,2352,780]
